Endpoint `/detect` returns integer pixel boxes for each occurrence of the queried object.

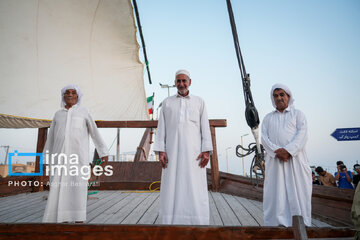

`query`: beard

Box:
[177,88,188,95]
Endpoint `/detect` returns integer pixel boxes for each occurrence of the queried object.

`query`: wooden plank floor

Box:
[0,190,332,227]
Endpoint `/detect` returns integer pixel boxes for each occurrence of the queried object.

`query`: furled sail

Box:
[0,0,149,128]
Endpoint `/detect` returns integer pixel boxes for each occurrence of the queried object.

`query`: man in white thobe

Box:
[153,69,213,225]
[43,84,108,223]
[261,83,312,227]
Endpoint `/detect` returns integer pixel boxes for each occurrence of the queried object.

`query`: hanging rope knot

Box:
[236,142,265,186]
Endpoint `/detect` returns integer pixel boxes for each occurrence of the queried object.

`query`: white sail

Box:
[0,0,149,128]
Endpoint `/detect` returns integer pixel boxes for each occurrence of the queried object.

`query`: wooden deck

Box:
[0,190,332,227]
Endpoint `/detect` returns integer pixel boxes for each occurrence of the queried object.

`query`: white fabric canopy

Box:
[0,0,148,128]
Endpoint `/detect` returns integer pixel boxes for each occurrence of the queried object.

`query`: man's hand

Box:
[274,148,291,162]
[197,151,210,168]
[159,152,168,169]
[343,167,352,183]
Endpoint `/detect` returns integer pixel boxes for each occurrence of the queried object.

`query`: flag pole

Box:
[151,92,155,120]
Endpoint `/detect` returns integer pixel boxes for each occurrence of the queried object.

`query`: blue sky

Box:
[138,0,360,174]
[1,0,359,176]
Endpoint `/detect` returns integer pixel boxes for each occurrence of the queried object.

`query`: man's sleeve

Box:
[86,112,109,158]
[261,114,281,158]
[284,110,308,157]
[153,104,166,153]
[200,100,213,153]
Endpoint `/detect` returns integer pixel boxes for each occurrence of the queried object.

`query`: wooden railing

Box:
[209,171,355,227]
[0,223,354,239]
[34,119,227,192]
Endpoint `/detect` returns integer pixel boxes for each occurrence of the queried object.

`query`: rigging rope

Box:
[236,143,265,186]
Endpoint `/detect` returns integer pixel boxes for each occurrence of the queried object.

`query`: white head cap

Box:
[61,84,83,108]
[270,83,294,109]
[175,69,191,79]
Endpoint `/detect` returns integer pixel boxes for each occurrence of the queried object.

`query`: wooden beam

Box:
[134,128,152,162]
[95,120,158,128]
[210,126,220,192]
[89,181,160,191]
[292,216,308,240]
[218,171,264,187]
[0,224,354,240]
[209,119,227,127]
[205,171,264,201]
[312,185,354,203]
[34,128,47,192]
[116,128,120,161]
[94,119,227,128]
[213,170,354,227]
[0,176,34,197]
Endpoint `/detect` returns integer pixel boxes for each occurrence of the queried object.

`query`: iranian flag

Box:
[147,95,154,114]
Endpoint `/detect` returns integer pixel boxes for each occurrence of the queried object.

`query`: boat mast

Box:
[132,0,152,84]
[225,0,265,179]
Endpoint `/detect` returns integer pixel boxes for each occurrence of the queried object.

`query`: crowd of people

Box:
[312,161,360,190]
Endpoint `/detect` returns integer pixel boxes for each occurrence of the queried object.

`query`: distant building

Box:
[0,165,8,178]
[0,162,35,177]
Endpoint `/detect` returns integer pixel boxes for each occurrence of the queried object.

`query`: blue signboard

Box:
[331,128,360,141]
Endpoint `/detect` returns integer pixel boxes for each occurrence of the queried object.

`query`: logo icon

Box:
[8,150,43,176]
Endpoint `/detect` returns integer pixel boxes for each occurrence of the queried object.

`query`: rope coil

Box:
[236,143,265,186]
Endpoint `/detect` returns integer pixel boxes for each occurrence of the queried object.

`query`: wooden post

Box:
[93,149,100,163]
[116,128,120,161]
[91,149,102,185]
[210,126,220,192]
[3,145,9,165]
[292,215,308,240]
[134,128,152,162]
[34,127,47,192]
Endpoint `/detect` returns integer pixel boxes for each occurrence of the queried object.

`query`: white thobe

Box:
[153,94,213,225]
[261,106,312,227]
[42,105,108,223]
